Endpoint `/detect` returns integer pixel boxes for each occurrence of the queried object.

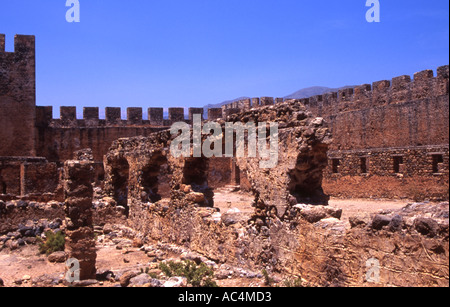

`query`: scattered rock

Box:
[48,218,62,229]
[296,205,342,223]
[163,277,188,288]
[48,251,68,263]
[119,271,139,287]
[102,197,117,207]
[186,192,205,204]
[389,215,403,232]
[103,224,114,234]
[215,269,231,280]
[129,274,162,287]
[371,215,392,230]
[414,217,439,237]
[31,274,62,287]
[132,237,144,248]
[6,240,19,250]
[24,237,37,245]
[349,216,367,228]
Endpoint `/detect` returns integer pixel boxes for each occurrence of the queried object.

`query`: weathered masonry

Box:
[1,33,449,201]
[102,101,449,288]
[218,66,450,201]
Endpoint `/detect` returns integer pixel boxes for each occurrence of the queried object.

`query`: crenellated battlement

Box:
[35,105,211,128]
[221,96,284,112]
[30,65,450,132]
[305,66,449,116]
[0,34,35,55]
[216,65,449,120]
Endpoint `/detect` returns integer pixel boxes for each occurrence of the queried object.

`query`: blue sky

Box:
[0,0,448,118]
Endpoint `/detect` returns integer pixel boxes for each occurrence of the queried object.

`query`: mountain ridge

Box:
[203,85,355,112]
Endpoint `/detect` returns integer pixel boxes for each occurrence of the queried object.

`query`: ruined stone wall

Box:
[99,81,450,287]
[219,66,450,200]
[0,35,36,157]
[102,122,448,286]
[325,145,449,200]
[0,157,59,197]
[35,106,192,164]
[317,66,449,200]
[116,201,449,287]
[103,99,332,220]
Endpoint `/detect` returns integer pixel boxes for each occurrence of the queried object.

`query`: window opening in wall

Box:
[332,159,340,174]
[360,157,368,174]
[393,156,404,174]
[432,154,444,174]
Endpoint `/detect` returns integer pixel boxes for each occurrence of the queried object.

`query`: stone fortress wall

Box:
[215,66,450,200]
[0,34,449,201]
[1,34,449,288]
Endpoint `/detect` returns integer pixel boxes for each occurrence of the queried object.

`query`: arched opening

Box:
[288,147,330,205]
[111,158,130,216]
[141,152,170,203]
[182,157,214,207]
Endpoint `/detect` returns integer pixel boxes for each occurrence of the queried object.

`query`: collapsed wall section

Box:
[101,103,448,286]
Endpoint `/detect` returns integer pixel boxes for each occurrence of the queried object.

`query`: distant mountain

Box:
[283,85,355,99]
[203,96,250,111]
[202,85,355,118]
[203,97,250,118]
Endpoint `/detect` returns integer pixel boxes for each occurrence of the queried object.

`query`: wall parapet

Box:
[216,66,449,120]
[35,106,216,128]
[304,66,449,116]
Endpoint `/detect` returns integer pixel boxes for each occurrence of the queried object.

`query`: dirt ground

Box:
[214,186,411,223]
[329,198,411,222]
[0,194,418,287]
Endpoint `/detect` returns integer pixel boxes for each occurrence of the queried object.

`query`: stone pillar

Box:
[64,159,97,281]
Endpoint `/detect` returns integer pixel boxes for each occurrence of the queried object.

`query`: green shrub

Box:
[159,260,218,287]
[262,269,275,286]
[38,231,65,255]
[283,277,303,288]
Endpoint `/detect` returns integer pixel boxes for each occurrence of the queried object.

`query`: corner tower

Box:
[0,34,36,156]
